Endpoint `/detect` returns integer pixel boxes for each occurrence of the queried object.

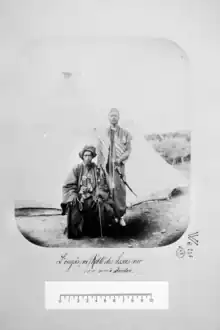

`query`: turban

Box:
[79,145,97,159]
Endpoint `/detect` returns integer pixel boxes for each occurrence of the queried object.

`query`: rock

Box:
[161,229,166,234]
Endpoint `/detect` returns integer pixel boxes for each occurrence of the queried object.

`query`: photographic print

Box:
[14,37,191,248]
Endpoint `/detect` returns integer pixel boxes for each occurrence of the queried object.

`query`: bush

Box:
[146,131,191,165]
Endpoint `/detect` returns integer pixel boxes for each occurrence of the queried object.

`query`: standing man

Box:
[98,108,132,226]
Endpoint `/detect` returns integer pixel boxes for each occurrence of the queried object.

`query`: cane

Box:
[97,199,103,238]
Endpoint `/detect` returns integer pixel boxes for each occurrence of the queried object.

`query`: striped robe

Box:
[96,125,132,217]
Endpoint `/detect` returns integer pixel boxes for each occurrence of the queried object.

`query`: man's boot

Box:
[119,216,126,226]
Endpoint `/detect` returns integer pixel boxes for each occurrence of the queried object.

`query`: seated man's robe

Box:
[61,162,116,238]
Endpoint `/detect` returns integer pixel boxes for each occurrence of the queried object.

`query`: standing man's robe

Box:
[97,125,132,218]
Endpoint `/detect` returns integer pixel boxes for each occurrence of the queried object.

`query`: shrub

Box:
[145,131,191,164]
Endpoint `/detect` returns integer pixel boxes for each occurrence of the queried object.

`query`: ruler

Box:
[45,281,169,309]
[58,293,154,303]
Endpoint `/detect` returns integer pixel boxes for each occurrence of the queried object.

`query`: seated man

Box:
[61,145,116,239]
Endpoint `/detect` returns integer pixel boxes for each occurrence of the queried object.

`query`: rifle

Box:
[94,128,114,195]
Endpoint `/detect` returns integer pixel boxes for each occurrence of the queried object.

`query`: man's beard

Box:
[84,160,92,167]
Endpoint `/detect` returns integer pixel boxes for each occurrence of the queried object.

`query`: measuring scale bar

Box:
[45,281,169,309]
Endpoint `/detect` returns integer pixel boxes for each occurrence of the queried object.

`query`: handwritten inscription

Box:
[176,246,186,258]
[56,252,144,274]
[188,231,199,246]
[176,231,199,259]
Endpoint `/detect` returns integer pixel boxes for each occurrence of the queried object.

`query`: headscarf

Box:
[79,145,97,160]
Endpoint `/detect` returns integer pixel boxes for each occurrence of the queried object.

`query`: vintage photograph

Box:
[14,37,190,248]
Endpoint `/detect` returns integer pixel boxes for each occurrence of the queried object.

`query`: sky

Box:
[2,36,190,133]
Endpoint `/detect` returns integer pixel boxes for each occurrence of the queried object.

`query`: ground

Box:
[16,162,190,248]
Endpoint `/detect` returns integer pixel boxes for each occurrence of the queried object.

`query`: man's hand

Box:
[80,186,88,193]
[70,195,78,205]
[67,201,74,208]
[96,189,108,201]
[114,160,121,167]
[91,196,102,210]
[96,196,103,204]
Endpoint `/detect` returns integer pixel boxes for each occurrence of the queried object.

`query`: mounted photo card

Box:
[1,1,217,329]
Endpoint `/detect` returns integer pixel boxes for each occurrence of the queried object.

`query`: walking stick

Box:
[95,165,104,239]
[97,199,103,238]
